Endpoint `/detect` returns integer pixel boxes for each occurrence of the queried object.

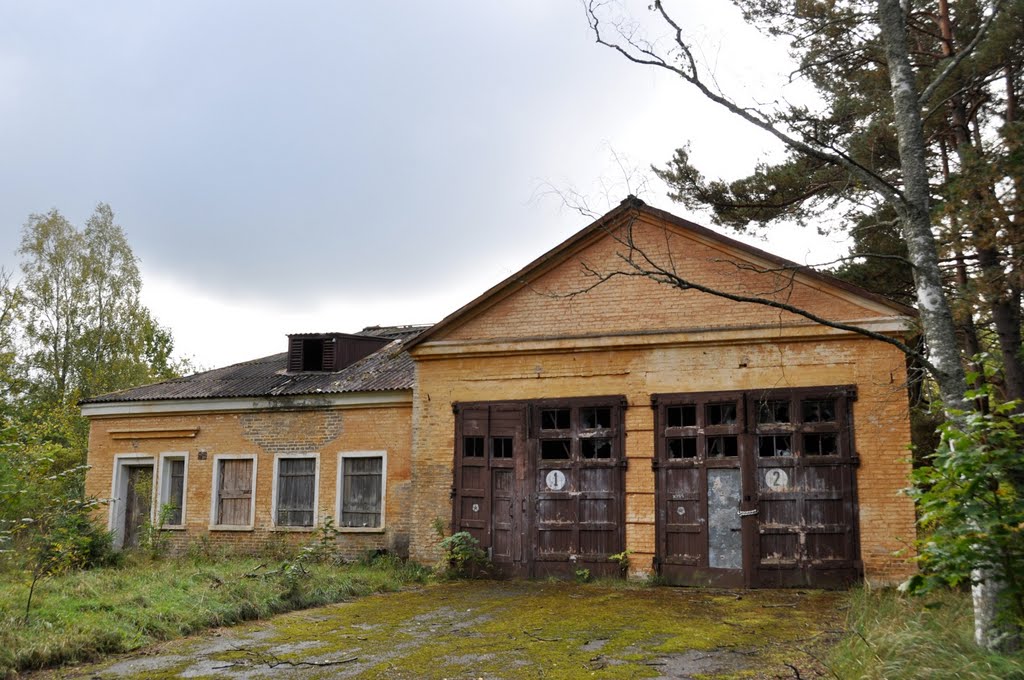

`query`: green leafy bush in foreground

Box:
[830,587,1024,679]
[0,553,429,675]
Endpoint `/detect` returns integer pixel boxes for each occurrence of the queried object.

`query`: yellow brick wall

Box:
[448,216,892,342]
[410,337,915,583]
[85,404,412,557]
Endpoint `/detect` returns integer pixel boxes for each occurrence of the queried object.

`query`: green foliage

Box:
[137,503,180,561]
[904,381,1024,634]
[574,567,591,583]
[830,587,1024,679]
[0,555,426,675]
[437,531,490,578]
[15,204,183,405]
[609,548,633,576]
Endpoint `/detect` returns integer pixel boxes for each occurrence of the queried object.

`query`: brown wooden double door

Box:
[653,387,861,589]
[453,397,626,578]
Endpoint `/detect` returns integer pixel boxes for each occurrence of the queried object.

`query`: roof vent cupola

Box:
[286,332,390,373]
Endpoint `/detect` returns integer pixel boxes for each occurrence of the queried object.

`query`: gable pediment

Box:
[409,199,913,351]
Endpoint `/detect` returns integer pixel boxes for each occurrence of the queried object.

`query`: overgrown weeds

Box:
[0,551,429,675]
[830,587,1024,679]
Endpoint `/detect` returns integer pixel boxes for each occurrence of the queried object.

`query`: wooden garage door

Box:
[531,399,626,578]
[654,387,860,589]
[453,403,528,576]
[453,397,626,578]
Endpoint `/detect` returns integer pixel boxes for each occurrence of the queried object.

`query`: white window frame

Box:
[336,450,387,533]
[109,454,156,548]
[156,452,188,529]
[209,454,258,531]
[271,453,320,531]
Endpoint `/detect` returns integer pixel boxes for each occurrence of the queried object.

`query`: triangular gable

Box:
[406,197,916,349]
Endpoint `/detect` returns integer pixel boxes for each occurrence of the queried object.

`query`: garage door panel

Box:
[665,466,701,497]
[580,498,614,523]
[537,528,574,554]
[665,531,703,563]
[656,387,861,589]
[580,529,617,554]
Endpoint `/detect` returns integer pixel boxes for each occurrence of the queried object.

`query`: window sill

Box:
[208,525,255,532]
[270,526,316,533]
[160,525,186,531]
[337,527,386,534]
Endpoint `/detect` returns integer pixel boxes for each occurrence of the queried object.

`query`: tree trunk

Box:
[877,0,1019,652]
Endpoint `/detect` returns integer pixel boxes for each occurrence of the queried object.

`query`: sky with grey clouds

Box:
[0,1,848,369]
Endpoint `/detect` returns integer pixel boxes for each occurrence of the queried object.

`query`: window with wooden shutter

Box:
[157,454,187,526]
[276,457,316,527]
[340,455,384,528]
[166,459,185,524]
[216,458,254,526]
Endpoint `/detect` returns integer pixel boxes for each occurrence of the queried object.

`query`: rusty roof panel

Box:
[82,327,426,405]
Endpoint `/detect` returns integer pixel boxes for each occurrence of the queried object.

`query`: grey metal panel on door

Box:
[707,468,741,569]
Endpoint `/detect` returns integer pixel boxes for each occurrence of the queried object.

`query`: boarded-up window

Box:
[166,459,185,525]
[216,458,253,526]
[341,456,383,528]
[276,457,316,527]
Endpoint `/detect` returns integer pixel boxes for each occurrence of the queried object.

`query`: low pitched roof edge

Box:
[405,196,917,351]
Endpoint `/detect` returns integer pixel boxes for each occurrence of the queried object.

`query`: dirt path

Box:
[47,581,847,679]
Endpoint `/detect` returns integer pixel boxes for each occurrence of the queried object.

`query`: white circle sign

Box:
[766,468,789,491]
[545,470,567,491]
[471,503,480,513]
[676,506,686,516]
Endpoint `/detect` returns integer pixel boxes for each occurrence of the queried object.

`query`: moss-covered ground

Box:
[45,580,846,679]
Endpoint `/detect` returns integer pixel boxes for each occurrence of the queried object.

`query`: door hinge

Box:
[737,508,759,517]
[651,458,660,470]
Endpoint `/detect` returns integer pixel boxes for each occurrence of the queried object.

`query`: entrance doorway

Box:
[112,457,155,549]
[653,387,861,588]
[453,397,627,578]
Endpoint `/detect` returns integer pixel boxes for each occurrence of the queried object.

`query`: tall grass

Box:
[0,553,429,675]
[830,587,1024,679]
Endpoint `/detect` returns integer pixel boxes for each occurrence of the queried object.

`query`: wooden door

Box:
[123,465,153,548]
[653,393,749,587]
[751,390,861,587]
[654,387,861,589]
[531,400,625,579]
[453,403,528,576]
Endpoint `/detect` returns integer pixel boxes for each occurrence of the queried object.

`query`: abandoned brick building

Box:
[83,198,917,587]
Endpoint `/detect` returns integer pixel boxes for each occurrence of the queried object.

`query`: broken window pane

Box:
[667,437,697,459]
[581,438,612,459]
[758,435,792,457]
[707,435,738,458]
[540,439,571,460]
[580,407,612,429]
[706,402,738,425]
[666,405,697,428]
[757,400,790,424]
[803,433,838,456]
[491,437,513,459]
[802,399,836,422]
[540,408,571,430]
[463,436,484,458]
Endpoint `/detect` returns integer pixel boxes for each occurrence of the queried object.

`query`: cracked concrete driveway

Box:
[45,581,846,679]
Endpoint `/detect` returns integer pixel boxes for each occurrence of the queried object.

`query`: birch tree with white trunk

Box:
[584,0,1018,650]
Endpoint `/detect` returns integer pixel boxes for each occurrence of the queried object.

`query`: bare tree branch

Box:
[584,1,906,205]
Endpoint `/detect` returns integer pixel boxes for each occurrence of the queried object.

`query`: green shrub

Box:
[438,531,490,578]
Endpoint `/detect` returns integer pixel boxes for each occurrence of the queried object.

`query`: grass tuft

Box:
[829,587,1024,679]
[0,554,429,675]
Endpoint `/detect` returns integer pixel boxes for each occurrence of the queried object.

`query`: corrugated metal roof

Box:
[82,326,427,404]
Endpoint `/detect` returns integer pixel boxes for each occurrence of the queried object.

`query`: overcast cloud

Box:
[0,2,848,369]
